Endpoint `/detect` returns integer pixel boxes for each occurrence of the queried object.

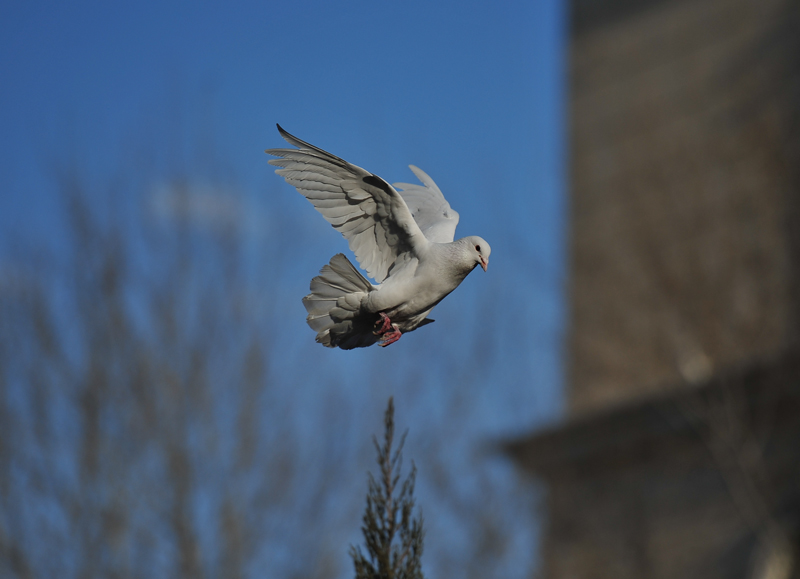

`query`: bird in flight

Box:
[266,125,490,349]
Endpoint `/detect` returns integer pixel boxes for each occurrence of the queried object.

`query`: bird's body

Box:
[266,125,490,349]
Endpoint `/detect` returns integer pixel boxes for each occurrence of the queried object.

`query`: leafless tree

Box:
[0,127,541,579]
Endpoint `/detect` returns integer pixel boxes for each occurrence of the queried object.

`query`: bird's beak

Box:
[480,257,488,272]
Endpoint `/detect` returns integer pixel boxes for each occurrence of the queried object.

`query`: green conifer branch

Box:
[350,397,425,579]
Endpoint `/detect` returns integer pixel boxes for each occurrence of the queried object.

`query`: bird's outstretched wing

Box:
[266,125,428,283]
[393,165,460,243]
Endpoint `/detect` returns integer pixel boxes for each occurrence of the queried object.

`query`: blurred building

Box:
[507,0,800,577]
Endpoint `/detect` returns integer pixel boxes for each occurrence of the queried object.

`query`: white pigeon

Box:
[266,125,490,349]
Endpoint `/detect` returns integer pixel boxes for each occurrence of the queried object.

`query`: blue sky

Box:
[1,0,566,576]
[2,0,565,264]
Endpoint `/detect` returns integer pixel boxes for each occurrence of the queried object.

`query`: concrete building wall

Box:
[568,0,797,415]
[509,355,800,579]
[506,1,800,578]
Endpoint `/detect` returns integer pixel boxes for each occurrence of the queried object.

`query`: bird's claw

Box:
[378,329,402,347]
[374,312,393,335]
[374,312,402,347]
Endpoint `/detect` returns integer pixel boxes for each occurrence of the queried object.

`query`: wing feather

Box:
[393,165,460,243]
[266,125,428,282]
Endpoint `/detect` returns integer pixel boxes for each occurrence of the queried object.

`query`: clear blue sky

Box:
[1,0,565,266]
[1,0,566,575]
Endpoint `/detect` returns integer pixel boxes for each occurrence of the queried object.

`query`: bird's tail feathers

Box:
[302,254,377,349]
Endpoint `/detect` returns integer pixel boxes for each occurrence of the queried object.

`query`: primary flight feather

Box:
[266,125,490,349]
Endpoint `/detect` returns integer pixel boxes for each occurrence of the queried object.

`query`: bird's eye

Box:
[475,245,481,252]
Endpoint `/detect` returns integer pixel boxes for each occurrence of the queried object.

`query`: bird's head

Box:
[466,236,491,272]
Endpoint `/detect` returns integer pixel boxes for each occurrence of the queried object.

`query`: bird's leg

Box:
[374,312,393,335]
[379,328,402,347]
[374,312,402,347]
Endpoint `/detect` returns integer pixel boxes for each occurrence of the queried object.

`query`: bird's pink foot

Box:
[379,328,402,347]
[374,312,393,335]
[374,312,402,346]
